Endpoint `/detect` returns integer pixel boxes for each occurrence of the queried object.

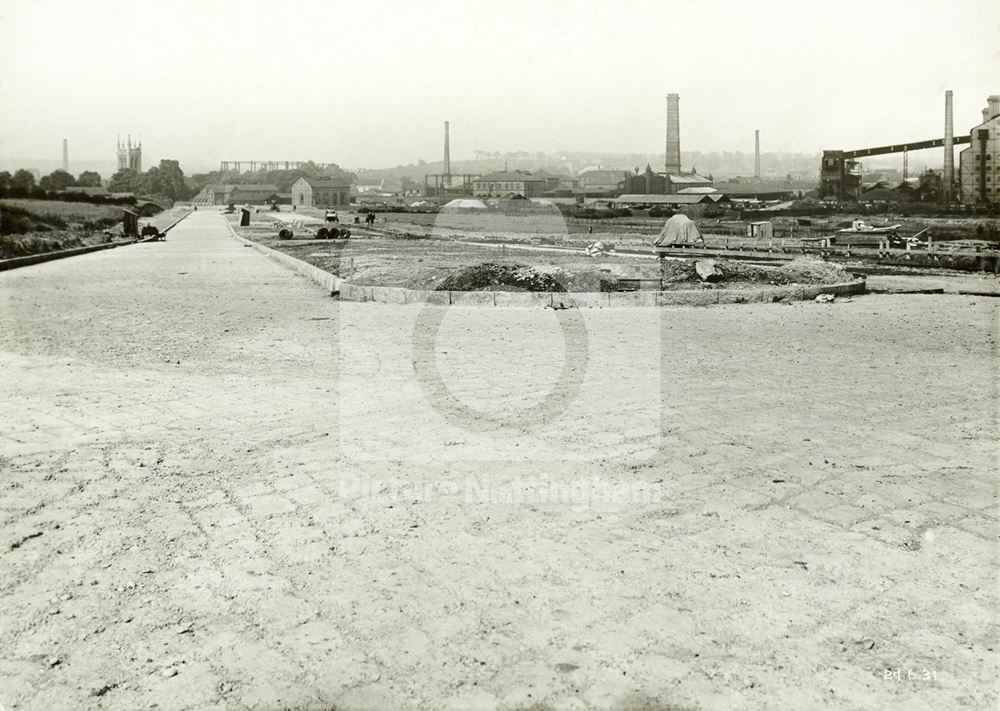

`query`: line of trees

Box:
[0,169,119,203]
[107,159,192,200]
[1,168,106,194]
[0,160,194,203]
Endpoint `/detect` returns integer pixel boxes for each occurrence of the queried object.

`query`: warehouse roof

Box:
[299,177,351,188]
[474,171,548,183]
[666,173,713,185]
[615,193,729,205]
[229,184,280,194]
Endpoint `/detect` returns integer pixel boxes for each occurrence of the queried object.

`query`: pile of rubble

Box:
[435,263,568,292]
[675,257,853,286]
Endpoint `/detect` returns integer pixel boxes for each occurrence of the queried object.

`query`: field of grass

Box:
[0,199,126,226]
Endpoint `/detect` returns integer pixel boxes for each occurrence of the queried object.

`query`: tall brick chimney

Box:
[943,90,954,203]
[665,94,681,175]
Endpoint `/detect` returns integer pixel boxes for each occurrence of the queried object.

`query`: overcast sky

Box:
[1,0,997,171]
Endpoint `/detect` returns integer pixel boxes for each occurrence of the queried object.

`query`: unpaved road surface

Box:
[0,211,997,710]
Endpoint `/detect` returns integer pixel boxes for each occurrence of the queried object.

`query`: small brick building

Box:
[291,177,351,208]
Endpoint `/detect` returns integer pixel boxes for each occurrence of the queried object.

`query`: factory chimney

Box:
[942,90,954,203]
[62,139,68,172]
[665,94,681,175]
[443,121,451,180]
[754,130,760,179]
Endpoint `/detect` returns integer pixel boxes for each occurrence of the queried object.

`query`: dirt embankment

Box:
[0,200,128,259]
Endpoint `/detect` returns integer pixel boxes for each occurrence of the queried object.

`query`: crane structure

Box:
[819,135,970,199]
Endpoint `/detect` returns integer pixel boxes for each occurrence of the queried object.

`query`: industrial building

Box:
[194,184,282,205]
[472,171,549,197]
[619,164,713,195]
[819,91,978,201]
[577,167,629,194]
[290,176,351,208]
[959,95,1000,204]
[614,193,729,209]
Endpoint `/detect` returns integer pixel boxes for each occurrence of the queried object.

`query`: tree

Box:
[0,171,11,192]
[11,169,36,192]
[77,170,102,187]
[108,168,139,193]
[39,169,77,191]
[146,159,190,200]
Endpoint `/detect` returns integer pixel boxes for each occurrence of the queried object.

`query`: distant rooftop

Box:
[475,171,548,182]
[299,177,351,188]
[616,193,728,205]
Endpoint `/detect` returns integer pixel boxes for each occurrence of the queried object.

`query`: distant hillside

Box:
[355,150,823,183]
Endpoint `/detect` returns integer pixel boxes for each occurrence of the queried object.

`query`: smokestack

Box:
[665,94,681,175]
[754,130,760,179]
[943,90,954,203]
[62,138,68,172]
[444,121,451,177]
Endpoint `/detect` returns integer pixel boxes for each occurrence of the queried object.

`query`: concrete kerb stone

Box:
[609,291,659,307]
[496,291,553,308]
[369,286,408,305]
[449,291,496,306]
[404,290,450,305]
[221,223,868,308]
[341,283,373,302]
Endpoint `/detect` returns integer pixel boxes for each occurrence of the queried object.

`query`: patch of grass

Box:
[0,198,125,226]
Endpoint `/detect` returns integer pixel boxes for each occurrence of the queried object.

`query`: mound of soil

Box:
[778,257,853,283]
[660,260,700,284]
[716,260,796,285]
[436,263,568,292]
[652,257,854,291]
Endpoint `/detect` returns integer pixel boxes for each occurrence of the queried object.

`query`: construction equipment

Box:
[140,224,164,241]
[271,213,350,240]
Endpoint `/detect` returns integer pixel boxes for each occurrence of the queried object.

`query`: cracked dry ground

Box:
[0,211,997,711]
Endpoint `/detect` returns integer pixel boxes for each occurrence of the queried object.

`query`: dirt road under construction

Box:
[0,211,996,710]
